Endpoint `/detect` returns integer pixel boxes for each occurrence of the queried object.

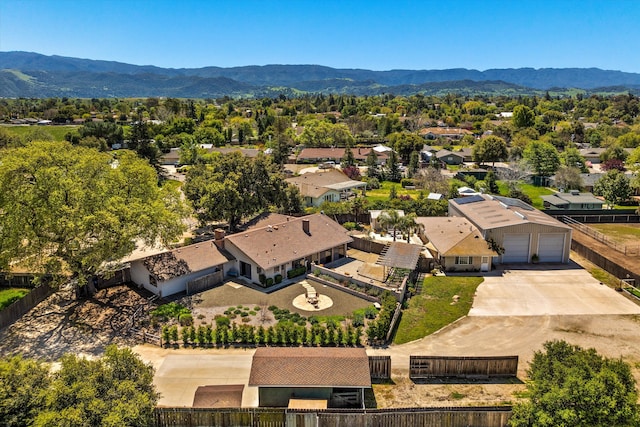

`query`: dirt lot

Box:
[589,223,640,245]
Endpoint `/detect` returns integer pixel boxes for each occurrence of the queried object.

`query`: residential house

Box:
[249,347,371,408]
[286,169,367,207]
[435,149,464,165]
[419,127,473,141]
[449,195,572,263]
[223,213,352,286]
[415,216,496,272]
[541,191,605,210]
[130,238,235,298]
[295,147,389,165]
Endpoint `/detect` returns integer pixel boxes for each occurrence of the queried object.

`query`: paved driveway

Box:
[469,263,640,316]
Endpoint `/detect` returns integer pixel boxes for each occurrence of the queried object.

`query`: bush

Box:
[364,306,378,319]
[266,277,274,287]
[258,274,266,285]
[287,266,306,279]
[366,177,381,190]
[178,313,193,327]
[215,316,230,329]
[343,221,357,231]
[352,313,365,327]
[151,303,191,321]
[313,268,321,276]
[274,274,283,284]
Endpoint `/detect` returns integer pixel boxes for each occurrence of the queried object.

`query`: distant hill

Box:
[2,51,640,98]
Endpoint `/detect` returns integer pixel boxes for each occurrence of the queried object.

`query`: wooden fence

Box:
[0,284,54,330]
[410,356,519,380]
[368,356,391,381]
[153,407,513,427]
[561,216,640,256]
[348,237,387,254]
[187,270,224,295]
[571,239,640,286]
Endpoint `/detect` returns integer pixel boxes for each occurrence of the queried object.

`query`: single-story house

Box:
[286,169,367,207]
[435,149,464,165]
[579,147,634,164]
[130,239,235,298]
[419,127,472,141]
[415,216,497,272]
[249,347,371,408]
[223,213,352,286]
[541,191,605,210]
[295,147,389,165]
[449,195,572,264]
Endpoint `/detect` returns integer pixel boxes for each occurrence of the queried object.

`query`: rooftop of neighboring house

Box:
[435,149,464,159]
[224,213,353,270]
[141,241,235,281]
[296,147,389,161]
[450,195,572,231]
[286,169,367,198]
[541,191,604,206]
[415,216,496,257]
[248,347,371,388]
[419,127,473,136]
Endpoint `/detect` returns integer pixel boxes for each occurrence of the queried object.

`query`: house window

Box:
[257,266,263,274]
[455,256,471,265]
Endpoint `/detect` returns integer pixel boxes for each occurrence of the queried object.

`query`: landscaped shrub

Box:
[364,306,378,319]
[401,178,416,188]
[274,274,283,284]
[181,327,190,346]
[178,313,193,326]
[169,325,179,343]
[215,315,230,329]
[343,221,357,231]
[266,277,274,287]
[287,266,306,279]
[259,273,266,285]
[151,302,191,321]
[352,313,365,327]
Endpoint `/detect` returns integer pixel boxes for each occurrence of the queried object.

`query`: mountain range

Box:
[2,51,640,98]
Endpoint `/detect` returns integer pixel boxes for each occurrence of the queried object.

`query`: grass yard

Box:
[393,276,483,344]
[3,125,79,141]
[496,181,554,209]
[0,288,29,310]
[588,223,640,246]
[366,181,421,203]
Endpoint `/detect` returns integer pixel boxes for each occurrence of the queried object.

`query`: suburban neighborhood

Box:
[3,35,640,427]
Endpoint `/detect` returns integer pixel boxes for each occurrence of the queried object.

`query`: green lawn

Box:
[496,181,554,209]
[365,181,421,203]
[0,288,29,310]
[3,125,79,141]
[393,276,483,344]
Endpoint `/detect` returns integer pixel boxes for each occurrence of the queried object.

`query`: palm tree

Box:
[398,212,423,243]
[378,209,404,242]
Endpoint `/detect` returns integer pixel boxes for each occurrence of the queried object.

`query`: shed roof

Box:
[249,347,371,388]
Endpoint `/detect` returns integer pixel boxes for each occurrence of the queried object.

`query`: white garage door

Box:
[502,234,530,263]
[538,234,565,262]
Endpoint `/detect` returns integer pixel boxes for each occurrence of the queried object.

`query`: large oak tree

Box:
[0,141,186,287]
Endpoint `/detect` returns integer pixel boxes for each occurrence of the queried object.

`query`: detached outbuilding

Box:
[248,347,371,409]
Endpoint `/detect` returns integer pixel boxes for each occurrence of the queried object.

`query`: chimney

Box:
[302,219,310,235]
[213,228,225,249]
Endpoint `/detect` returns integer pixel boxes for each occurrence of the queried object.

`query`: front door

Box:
[481,256,489,272]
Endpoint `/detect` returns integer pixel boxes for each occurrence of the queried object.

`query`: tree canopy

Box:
[510,340,639,427]
[0,141,187,286]
[472,135,508,166]
[0,346,159,427]
[593,169,633,207]
[522,141,561,177]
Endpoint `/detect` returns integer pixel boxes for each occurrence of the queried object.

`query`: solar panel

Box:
[453,195,485,205]
[492,196,534,211]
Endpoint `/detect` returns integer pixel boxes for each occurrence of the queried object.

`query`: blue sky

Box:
[2,0,640,72]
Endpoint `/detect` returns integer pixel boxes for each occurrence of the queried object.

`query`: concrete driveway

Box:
[150,350,258,407]
[469,263,640,316]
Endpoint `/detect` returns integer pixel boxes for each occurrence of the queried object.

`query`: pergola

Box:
[376,241,423,278]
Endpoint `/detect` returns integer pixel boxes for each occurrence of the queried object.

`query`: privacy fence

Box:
[561,216,640,256]
[153,406,512,427]
[409,356,519,380]
[0,284,54,330]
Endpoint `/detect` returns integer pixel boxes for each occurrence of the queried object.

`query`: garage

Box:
[537,234,565,262]
[502,234,530,263]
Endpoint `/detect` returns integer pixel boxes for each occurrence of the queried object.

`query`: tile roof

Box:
[415,217,496,257]
[450,195,571,232]
[225,213,353,270]
[249,347,371,388]
[141,242,235,281]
